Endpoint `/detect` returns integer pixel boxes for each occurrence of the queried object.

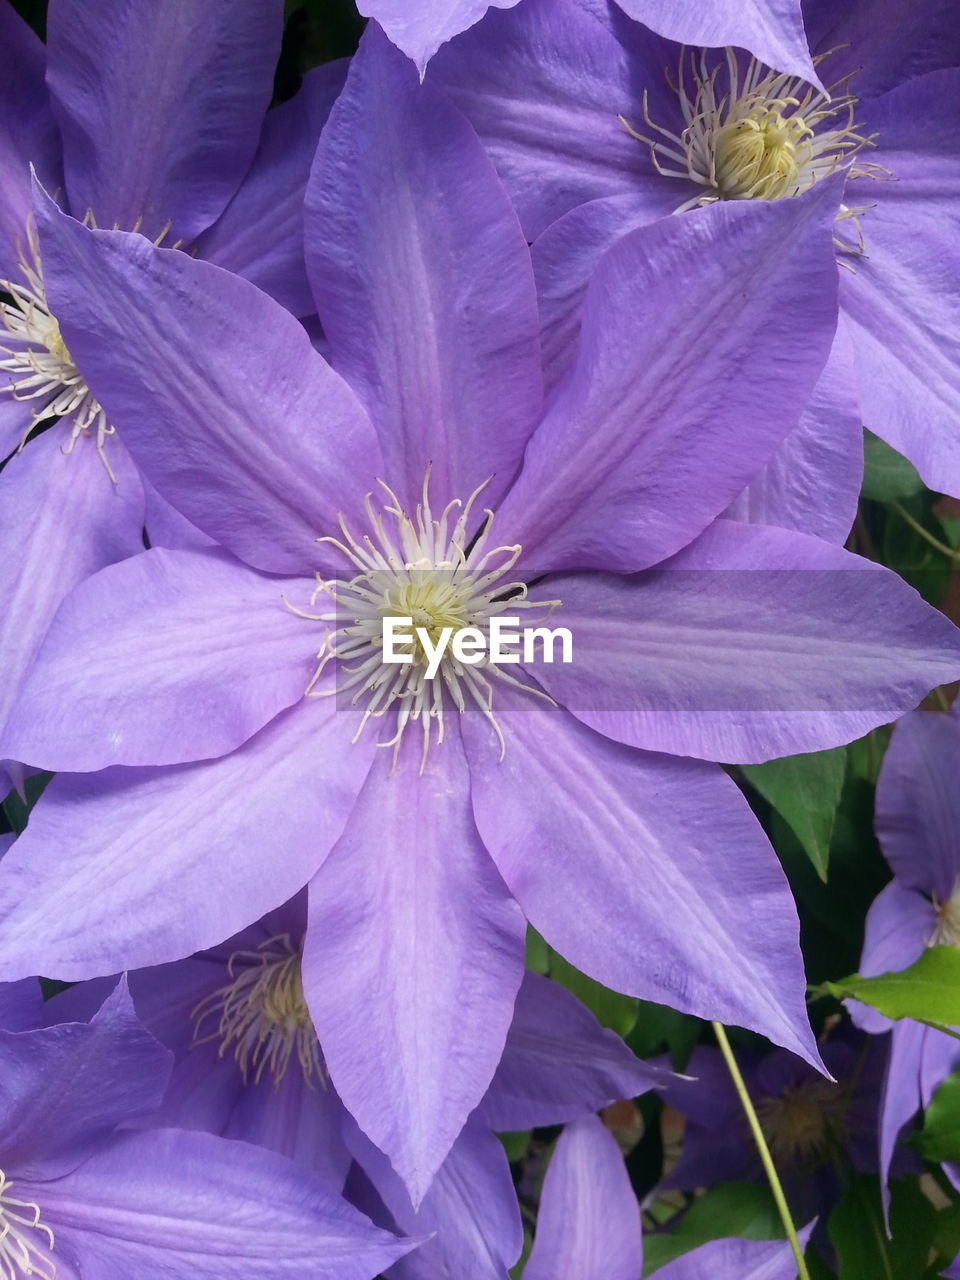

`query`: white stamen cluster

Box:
[289,473,559,770]
[755,1078,844,1166]
[191,933,324,1089]
[0,221,114,479]
[622,47,887,254]
[0,1171,55,1280]
[930,882,960,948]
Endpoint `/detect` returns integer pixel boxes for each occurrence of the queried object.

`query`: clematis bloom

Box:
[2,27,959,1203]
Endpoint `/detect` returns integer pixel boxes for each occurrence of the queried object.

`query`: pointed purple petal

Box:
[498,183,842,573]
[0,700,374,981]
[463,698,820,1067]
[850,881,934,1034]
[535,522,960,763]
[197,61,349,317]
[358,1,522,72]
[658,1233,815,1280]
[38,1128,414,1280]
[34,188,381,575]
[879,1019,925,1191]
[47,0,283,242]
[3,547,315,770]
[306,26,542,512]
[304,728,526,1203]
[525,1114,642,1280]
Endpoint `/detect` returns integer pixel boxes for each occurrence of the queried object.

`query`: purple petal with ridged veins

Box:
[359,1,522,72]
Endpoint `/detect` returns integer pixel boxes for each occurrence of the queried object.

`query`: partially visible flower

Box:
[522,1111,812,1280]
[848,702,960,1196]
[0,979,414,1279]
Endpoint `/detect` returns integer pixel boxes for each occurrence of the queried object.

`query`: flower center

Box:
[190,933,324,1089]
[930,883,960,948]
[0,1170,56,1280]
[621,47,888,254]
[755,1078,844,1166]
[287,471,559,770]
[0,219,115,479]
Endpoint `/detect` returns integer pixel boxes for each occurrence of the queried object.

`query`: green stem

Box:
[892,501,960,562]
[712,1022,811,1280]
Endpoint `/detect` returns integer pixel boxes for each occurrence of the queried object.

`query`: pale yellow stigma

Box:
[0,1170,56,1280]
[190,933,324,1089]
[620,46,889,255]
[285,469,560,772]
[756,1078,843,1166]
[0,218,116,480]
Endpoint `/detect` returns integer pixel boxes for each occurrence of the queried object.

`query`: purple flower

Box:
[0,0,346,794]
[655,1030,888,1233]
[2,25,958,1203]
[46,892,665,1279]
[0,978,414,1279]
[848,702,960,1195]
[523,1111,811,1279]
[430,0,960,498]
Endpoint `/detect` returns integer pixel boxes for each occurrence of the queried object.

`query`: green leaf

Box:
[828,1176,936,1280]
[817,947,960,1026]
[742,746,847,880]
[524,925,550,976]
[862,430,924,502]
[643,1183,782,1274]
[497,1131,531,1164]
[628,1000,701,1071]
[918,1072,960,1164]
[549,951,639,1036]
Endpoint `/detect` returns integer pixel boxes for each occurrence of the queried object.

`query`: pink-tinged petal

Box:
[876,708,960,900]
[46,0,283,242]
[0,430,145,772]
[615,0,819,86]
[498,182,842,573]
[477,972,668,1132]
[431,0,680,240]
[724,321,863,544]
[849,881,934,1034]
[525,1114,642,1280]
[359,1,522,72]
[658,1233,814,1280]
[38,1128,414,1280]
[3,547,315,771]
[34,187,382,575]
[197,61,349,317]
[0,977,43,1031]
[0,698,374,981]
[840,71,960,497]
[464,698,820,1067]
[0,5,59,278]
[346,1115,522,1279]
[306,26,542,512]
[1,980,171,1179]
[304,727,526,1204]
[533,191,680,393]
[536,522,960,763]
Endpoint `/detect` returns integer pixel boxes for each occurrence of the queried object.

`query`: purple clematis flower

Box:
[655,1028,887,1237]
[44,891,665,1280]
[523,1111,812,1279]
[2,25,959,1203]
[848,701,960,1197]
[430,0,960,499]
[0,0,346,793]
[0,977,414,1279]
[358,0,819,83]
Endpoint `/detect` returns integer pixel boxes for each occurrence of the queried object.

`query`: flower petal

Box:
[197,61,349,317]
[0,977,43,1032]
[0,699,374,982]
[358,1,522,72]
[498,183,842,573]
[477,972,668,1131]
[34,186,382,575]
[47,0,283,242]
[303,727,526,1204]
[524,1114,642,1280]
[306,25,542,511]
[3,547,315,770]
[657,1234,814,1280]
[850,881,934,1034]
[38,1128,414,1280]
[535,521,960,763]
[0,979,171,1180]
[463,698,820,1066]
